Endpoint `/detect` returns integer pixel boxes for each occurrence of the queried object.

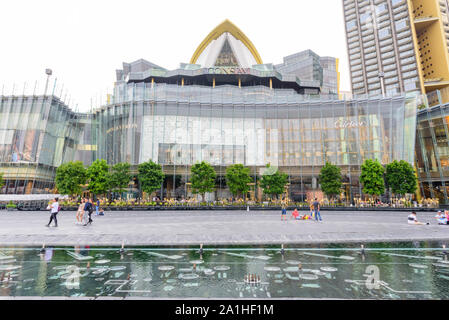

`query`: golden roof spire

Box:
[190,19,263,65]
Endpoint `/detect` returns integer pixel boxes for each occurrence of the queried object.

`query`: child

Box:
[281,202,287,221]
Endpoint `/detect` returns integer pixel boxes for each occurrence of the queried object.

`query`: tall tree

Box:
[55,161,87,197]
[225,164,252,199]
[259,164,288,199]
[360,159,385,199]
[385,160,417,197]
[319,162,342,201]
[138,160,165,198]
[191,161,216,202]
[108,162,132,198]
[86,159,110,197]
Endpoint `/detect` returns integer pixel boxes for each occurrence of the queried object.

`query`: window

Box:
[395,19,408,31]
[347,20,357,30]
[376,4,388,15]
[378,27,391,39]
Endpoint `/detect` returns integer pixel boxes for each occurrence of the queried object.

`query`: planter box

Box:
[6,207,16,211]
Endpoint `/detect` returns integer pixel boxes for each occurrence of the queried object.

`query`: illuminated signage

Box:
[208,67,251,75]
[334,120,367,129]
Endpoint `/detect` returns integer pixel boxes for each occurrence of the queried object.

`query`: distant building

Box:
[274,50,340,95]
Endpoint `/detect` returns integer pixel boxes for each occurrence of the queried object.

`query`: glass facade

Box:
[0,84,418,201]
[415,103,449,204]
[0,96,93,194]
[94,82,417,201]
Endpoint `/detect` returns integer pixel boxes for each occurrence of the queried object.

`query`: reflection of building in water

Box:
[0,19,425,202]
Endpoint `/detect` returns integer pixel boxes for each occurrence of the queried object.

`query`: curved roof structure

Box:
[190,19,263,68]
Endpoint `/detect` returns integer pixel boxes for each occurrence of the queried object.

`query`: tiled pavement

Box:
[0,209,447,246]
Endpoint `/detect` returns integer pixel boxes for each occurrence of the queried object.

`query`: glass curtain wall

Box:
[95,83,417,202]
[0,96,86,194]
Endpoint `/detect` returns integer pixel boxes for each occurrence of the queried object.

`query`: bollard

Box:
[247,206,249,212]
[40,243,45,254]
[361,244,365,255]
[120,241,125,254]
[281,244,285,255]
[199,243,203,255]
[443,244,447,255]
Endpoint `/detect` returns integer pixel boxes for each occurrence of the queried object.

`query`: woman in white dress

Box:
[76,198,85,225]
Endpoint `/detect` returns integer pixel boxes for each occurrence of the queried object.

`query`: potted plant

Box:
[6,201,17,211]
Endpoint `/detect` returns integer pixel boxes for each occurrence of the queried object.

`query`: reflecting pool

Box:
[0,242,448,299]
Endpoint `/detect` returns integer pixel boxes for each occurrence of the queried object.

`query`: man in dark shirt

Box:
[313,198,322,222]
[83,198,94,226]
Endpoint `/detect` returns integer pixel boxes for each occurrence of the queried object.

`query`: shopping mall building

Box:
[0,20,424,202]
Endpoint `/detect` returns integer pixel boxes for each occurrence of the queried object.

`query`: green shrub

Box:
[6,202,16,209]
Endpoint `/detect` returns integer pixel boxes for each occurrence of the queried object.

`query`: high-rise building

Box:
[343,0,449,99]
[274,50,340,95]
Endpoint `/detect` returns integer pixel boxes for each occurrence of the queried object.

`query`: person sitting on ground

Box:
[98,208,105,216]
[435,211,447,225]
[408,211,429,225]
[300,213,312,220]
[291,208,300,220]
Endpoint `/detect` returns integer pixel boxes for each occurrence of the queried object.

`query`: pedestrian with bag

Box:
[46,197,60,227]
[83,198,94,226]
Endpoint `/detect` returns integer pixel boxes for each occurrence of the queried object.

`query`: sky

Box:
[0,0,349,111]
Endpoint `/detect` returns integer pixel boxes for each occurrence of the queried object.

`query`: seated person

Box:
[435,211,446,224]
[299,213,312,220]
[408,212,429,225]
[291,208,300,220]
[98,208,105,216]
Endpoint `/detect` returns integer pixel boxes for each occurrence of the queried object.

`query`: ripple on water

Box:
[286,260,301,265]
[409,264,428,269]
[109,266,126,271]
[179,273,199,280]
[299,274,319,280]
[283,267,299,272]
[320,267,338,272]
[190,260,204,264]
[95,259,111,264]
[264,266,281,272]
[0,265,21,271]
[158,266,175,271]
[274,280,283,284]
[214,266,230,271]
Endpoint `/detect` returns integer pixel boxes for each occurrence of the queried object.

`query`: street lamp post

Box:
[378,72,385,97]
[44,68,52,96]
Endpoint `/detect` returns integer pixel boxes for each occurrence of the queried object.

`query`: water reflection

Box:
[0,242,448,299]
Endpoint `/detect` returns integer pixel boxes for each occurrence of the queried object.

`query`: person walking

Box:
[83,198,93,226]
[313,198,322,222]
[95,199,100,216]
[76,198,85,225]
[46,197,60,227]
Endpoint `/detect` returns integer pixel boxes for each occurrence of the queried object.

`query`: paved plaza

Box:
[0,209,447,246]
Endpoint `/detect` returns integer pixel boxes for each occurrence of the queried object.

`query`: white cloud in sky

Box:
[0,0,349,111]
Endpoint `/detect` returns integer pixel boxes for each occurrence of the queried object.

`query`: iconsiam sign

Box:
[0,19,421,202]
[207,67,251,75]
